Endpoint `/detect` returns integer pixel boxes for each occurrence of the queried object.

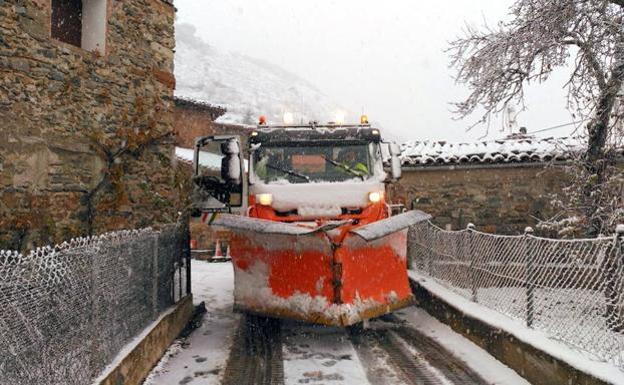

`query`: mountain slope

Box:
[175,23,349,125]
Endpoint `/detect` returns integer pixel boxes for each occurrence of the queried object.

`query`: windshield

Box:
[253,143,375,184]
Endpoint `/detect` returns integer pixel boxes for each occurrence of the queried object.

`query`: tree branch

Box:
[561,38,608,90]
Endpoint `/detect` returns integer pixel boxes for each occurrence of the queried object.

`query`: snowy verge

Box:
[408,270,624,385]
[91,297,190,385]
[397,307,531,385]
[144,261,238,385]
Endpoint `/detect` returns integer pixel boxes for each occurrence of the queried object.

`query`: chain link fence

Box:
[408,221,624,368]
[0,222,191,385]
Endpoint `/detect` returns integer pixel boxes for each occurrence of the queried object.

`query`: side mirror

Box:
[193,136,244,211]
[389,143,402,180]
[221,139,242,184]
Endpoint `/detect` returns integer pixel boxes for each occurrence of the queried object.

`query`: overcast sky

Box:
[175,1,577,141]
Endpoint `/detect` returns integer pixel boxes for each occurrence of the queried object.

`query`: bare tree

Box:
[450,0,624,236]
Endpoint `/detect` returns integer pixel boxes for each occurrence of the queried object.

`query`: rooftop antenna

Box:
[504,106,519,134]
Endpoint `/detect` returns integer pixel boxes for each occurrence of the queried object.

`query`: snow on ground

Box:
[395,307,531,385]
[92,305,181,385]
[142,261,576,385]
[144,261,239,385]
[346,332,405,385]
[281,322,370,385]
[435,283,621,359]
[409,270,624,385]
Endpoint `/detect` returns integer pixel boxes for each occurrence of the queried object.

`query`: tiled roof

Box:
[174,97,227,120]
[400,136,584,166]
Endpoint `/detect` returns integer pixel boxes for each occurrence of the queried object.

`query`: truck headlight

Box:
[368,191,383,203]
[256,193,273,206]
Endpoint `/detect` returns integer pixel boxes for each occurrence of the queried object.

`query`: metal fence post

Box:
[185,225,192,296]
[179,245,183,301]
[427,226,434,276]
[606,225,624,331]
[467,223,477,302]
[90,243,100,368]
[152,233,159,316]
[406,226,414,271]
[524,226,535,328]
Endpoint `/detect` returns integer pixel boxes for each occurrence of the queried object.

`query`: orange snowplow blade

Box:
[209,211,430,326]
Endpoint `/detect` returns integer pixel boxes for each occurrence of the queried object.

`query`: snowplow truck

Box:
[192,121,430,326]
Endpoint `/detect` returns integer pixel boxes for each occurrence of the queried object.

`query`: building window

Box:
[51,0,82,47]
[51,0,107,53]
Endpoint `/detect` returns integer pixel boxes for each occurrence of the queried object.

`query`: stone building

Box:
[389,136,577,234]
[0,0,182,250]
[174,96,251,148]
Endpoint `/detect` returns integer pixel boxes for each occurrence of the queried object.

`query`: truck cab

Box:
[247,124,401,225]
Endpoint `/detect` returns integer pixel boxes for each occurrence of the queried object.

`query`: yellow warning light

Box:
[360,114,369,124]
[283,112,294,125]
[334,111,346,125]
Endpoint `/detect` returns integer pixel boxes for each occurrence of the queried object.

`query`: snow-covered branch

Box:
[449,0,624,236]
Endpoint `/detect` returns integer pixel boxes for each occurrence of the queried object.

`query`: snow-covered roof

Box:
[400,136,584,166]
[174,97,227,120]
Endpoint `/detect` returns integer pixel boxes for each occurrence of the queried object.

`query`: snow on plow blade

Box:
[209,211,431,326]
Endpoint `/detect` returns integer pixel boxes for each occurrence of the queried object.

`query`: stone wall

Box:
[0,0,184,250]
[388,163,569,234]
[174,100,251,149]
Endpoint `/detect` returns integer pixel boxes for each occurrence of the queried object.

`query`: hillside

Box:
[175,23,350,125]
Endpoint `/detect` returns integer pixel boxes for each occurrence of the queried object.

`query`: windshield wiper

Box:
[266,164,311,181]
[321,156,365,181]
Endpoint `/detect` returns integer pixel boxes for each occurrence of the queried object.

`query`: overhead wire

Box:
[527,119,589,135]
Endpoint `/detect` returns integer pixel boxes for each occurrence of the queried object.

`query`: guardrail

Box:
[408,221,624,368]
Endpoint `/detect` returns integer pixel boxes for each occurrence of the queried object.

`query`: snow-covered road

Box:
[144,261,240,385]
[145,260,531,385]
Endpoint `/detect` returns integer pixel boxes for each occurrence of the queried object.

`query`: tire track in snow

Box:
[392,306,531,385]
[348,325,419,385]
[281,321,370,385]
[349,315,490,385]
[144,262,521,385]
[390,321,489,385]
[222,314,284,385]
[350,327,449,385]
